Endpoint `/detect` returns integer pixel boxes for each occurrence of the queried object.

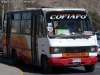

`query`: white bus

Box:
[2,7,98,73]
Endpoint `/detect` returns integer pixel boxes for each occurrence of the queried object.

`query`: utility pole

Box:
[2,4,4,31]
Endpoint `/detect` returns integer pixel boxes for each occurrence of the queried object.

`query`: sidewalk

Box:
[0,63,23,75]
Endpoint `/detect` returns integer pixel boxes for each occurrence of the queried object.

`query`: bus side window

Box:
[11,20,20,33]
[11,13,21,33]
[26,13,31,34]
[22,13,27,19]
[21,20,25,33]
[21,13,31,34]
[21,20,31,34]
[27,13,31,19]
[25,20,31,34]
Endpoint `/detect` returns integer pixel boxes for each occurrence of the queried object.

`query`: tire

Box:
[84,64,95,72]
[97,55,100,58]
[2,53,7,59]
[41,56,53,74]
[12,51,25,65]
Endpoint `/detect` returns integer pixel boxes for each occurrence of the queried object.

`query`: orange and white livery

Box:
[2,8,98,73]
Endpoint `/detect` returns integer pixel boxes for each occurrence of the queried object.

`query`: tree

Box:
[88,11,100,31]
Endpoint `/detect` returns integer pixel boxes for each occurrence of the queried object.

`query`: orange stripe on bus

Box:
[62,52,89,57]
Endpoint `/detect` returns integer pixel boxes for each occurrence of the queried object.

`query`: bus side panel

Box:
[2,33,7,56]
[19,35,31,49]
[10,34,32,62]
[22,50,32,63]
[10,34,20,47]
[13,48,23,59]
[10,34,22,59]
[20,35,32,63]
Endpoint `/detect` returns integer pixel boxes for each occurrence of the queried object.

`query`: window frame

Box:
[20,12,32,35]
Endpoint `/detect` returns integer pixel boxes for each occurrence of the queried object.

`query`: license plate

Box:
[62,52,88,57]
[72,58,81,62]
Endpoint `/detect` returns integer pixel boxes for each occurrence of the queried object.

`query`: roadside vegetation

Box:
[89,11,100,31]
[0,3,8,29]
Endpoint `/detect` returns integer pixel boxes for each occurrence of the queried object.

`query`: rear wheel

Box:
[2,52,7,59]
[41,56,53,74]
[12,51,25,65]
[84,64,95,72]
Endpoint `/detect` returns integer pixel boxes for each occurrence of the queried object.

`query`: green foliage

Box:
[88,11,100,31]
[0,3,8,29]
[0,3,2,18]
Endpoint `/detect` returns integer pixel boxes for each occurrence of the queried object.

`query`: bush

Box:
[88,11,100,31]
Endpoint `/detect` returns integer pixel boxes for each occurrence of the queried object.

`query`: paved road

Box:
[0,57,100,75]
[24,62,100,75]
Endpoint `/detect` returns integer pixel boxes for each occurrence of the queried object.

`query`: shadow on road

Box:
[0,58,88,74]
[17,65,86,74]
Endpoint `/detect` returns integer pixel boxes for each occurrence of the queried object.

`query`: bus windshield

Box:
[46,11,94,37]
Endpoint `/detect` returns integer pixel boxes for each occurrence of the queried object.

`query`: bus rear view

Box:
[40,8,98,73]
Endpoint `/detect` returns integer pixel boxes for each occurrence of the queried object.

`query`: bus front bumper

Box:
[48,57,98,66]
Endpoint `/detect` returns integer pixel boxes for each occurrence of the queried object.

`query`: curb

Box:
[13,67,24,75]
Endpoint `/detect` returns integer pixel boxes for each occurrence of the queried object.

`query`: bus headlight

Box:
[90,47,98,52]
[91,47,95,52]
[54,48,59,52]
[50,47,59,53]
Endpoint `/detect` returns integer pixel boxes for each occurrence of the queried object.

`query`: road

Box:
[0,57,100,75]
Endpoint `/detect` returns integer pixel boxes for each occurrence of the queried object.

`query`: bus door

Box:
[6,14,11,58]
[31,15,38,64]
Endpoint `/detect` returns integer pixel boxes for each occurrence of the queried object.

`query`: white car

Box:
[96,32,100,60]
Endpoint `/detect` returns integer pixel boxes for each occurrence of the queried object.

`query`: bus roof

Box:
[5,7,87,13]
[25,7,86,11]
[41,7,86,11]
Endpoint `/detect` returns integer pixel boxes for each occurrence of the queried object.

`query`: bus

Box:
[1,7,98,73]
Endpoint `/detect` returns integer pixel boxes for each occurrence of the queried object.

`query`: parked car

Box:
[95,32,100,60]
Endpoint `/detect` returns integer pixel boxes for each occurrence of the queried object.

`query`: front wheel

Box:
[41,56,53,74]
[84,64,95,72]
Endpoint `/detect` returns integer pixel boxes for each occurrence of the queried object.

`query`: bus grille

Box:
[58,47,89,53]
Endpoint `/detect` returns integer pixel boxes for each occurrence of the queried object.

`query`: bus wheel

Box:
[12,51,20,65]
[41,56,52,74]
[84,64,95,72]
[12,51,25,65]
